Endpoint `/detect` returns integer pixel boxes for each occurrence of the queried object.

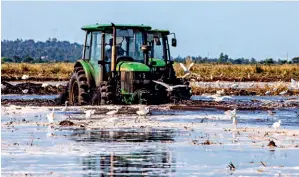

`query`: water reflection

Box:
[67,128,177,176]
[69,128,176,143]
[80,149,175,177]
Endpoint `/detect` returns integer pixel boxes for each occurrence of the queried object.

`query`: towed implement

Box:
[59,23,191,105]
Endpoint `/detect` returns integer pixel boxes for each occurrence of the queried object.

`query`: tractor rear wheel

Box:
[68,67,90,105]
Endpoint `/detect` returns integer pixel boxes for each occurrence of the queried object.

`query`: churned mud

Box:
[1,81,64,95]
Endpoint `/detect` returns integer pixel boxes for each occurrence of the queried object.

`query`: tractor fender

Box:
[74,60,95,88]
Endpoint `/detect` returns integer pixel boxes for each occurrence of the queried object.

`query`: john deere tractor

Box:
[59,23,191,106]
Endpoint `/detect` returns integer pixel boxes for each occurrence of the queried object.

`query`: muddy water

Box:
[1,105,299,176]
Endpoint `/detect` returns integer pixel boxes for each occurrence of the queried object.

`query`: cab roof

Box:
[81,24,152,31]
[149,29,170,35]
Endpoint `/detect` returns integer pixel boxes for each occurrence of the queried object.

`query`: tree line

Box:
[1,38,299,64]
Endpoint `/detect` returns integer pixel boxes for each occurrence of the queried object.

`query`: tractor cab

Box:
[146,29,177,81]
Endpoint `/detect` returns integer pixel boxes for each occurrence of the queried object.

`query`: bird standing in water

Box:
[272,120,281,129]
[61,101,68,112]
[84,109,96,121]
[47,108,55,123]
[225,109,238,129]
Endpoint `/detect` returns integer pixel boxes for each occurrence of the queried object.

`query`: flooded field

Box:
[1,98,299,176]
[1,80,299,176]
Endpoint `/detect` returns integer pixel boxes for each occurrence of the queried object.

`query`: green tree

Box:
[292,57,299,63]
[22,56,35,63]
[218,53,224,63]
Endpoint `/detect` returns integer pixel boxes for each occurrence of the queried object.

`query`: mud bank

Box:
[1,81,64,95]
[2,81,299,96]
[1,75,69,82]
[2,98,298,110]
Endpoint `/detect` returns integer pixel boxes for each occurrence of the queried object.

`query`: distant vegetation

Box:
[1,38,82,63]
[1,38,299,64]
[1,62,298,82]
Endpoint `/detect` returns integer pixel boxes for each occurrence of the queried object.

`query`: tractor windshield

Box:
[147,33,164,59]
[105,29,144,62]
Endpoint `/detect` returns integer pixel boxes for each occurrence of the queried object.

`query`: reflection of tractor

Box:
[59,23,191,105]
[70,129,176,176]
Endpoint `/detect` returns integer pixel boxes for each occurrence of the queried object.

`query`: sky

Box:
[2,1,299,60]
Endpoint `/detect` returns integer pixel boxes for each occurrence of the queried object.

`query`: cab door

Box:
[90,32,102,86]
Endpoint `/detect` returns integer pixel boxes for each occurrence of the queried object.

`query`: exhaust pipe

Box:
[111,23,117,74]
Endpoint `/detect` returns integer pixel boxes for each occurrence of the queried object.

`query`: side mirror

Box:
[141,45,151,52]
[154,38,161,46]
[171,38,177,47]
[167,61,174,65]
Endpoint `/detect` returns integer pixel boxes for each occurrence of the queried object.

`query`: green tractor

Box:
[59,23,191,106]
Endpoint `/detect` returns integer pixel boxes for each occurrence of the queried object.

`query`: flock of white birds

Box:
[18,73,297,130]
[46,101,151,126]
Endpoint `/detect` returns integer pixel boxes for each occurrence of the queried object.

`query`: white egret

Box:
[205,95,232,102]
[42,83,49,88]
[22,89,29,94]
[153,80,189,92]
[272,120,281,129]
[279,90,288,95]
[179,62,194,74]
[47,108,55,123]
[225,109,238,128]
[136,106,150,116]
[84,109,96,121]
[61,101,68,112]
[21,75,29,80]
[291,78,299,89]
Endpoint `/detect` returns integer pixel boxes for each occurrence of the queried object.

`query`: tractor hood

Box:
[149,58,166,67]
[116,61,150,72]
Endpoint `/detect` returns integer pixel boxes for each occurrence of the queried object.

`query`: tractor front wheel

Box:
[68,68,90,105]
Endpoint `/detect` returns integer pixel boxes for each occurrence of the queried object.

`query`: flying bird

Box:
[153,80,189,92]
[272,120,281,129]
[47,108,55,123]
[179,62,194,74]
